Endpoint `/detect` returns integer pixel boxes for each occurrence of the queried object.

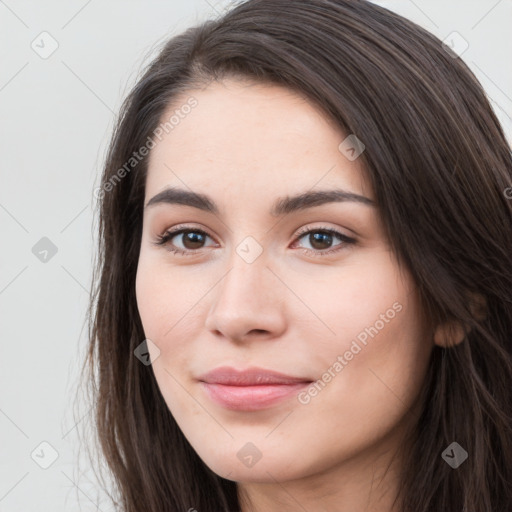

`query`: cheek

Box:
[301,251,411,346]
[135,259,202,416]
[303,251,430,402]
[135,264,166,339]
[135,255,200,339]
[135,255,215,388]
[322,298,430,429]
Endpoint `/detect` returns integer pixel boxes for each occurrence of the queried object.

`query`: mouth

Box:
[197,366,313,411]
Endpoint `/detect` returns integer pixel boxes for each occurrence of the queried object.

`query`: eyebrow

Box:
[144,186,375,216]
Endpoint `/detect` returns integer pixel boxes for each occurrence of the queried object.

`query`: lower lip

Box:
[200,382,311,411]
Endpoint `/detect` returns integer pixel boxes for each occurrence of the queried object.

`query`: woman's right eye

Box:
[153,227,216,256]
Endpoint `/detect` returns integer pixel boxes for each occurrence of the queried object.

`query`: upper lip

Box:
[198,366,313,386]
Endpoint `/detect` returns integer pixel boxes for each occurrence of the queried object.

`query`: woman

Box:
[81,0,512,510]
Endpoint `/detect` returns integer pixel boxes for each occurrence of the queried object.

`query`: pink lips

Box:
[198,366,312,411]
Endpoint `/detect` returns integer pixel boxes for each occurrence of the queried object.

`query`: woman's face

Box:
[135,79,434,485]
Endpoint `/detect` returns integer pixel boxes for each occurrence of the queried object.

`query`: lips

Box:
[198,366,312,386]
[197,366,313,411]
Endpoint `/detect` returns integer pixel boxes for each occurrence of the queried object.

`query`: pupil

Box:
[311,232,331,250]
[184,231,204,249]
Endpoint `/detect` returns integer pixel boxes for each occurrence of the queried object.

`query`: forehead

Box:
[145,79,372,204]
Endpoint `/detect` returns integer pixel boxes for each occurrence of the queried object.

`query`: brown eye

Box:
[178,230,208,250]
[293,227,356,257]
[308,231,335,250]
[154,227,216,256]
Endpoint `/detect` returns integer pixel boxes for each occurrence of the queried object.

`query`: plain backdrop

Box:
[1,1,511,510]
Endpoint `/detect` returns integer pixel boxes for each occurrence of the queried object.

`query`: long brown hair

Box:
[77,1,512,510]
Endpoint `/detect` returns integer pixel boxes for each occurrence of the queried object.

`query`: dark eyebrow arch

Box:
[144,187,375,216]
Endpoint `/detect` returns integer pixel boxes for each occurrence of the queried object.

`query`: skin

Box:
[135,79,455,512]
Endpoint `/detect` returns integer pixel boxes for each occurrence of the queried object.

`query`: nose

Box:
[204,252,287,343]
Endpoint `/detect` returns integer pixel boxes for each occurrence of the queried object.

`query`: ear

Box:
[433,292,487,348]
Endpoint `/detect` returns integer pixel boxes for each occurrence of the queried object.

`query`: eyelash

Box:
[152,224,356,258]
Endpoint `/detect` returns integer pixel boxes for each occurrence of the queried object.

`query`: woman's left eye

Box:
[292,227,356,256]
[152,225,356,257]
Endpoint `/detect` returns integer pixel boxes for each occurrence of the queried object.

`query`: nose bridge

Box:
[216,245,273,311]
[205,241,286,340]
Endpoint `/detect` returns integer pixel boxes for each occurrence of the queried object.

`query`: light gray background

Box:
[1,1,511,510]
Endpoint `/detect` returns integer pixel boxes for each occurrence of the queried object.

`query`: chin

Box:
[195,444,312,483]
